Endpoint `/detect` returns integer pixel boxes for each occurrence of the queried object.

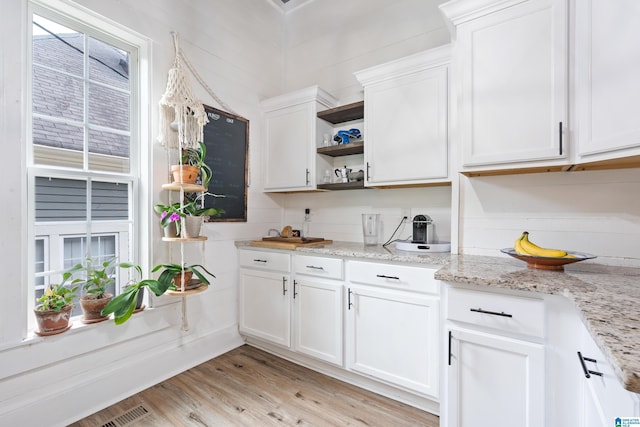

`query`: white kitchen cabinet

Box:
[238,250,292,347]
[346,261,441,398]
[446,327,545,427]
[444,286,546,427]
[441,0,568,170]
[261,86,337,192]
[293,255,344,366]
[574,0,640,161]
[576,322,639,426]
[354,46,450,186]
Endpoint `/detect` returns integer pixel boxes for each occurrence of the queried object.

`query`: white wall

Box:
[458,168,640,266]
[0,0,284,425]
[276,0,453,243]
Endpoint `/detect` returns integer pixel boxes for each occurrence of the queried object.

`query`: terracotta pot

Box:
[171,165,200,184]
[172,270,193,289]
[33,304,72,336]
[79,293,113,323]
[183,215,203,238]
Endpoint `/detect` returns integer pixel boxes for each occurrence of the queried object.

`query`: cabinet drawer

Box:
[294,255,343,280]
[238,250,290,272]
[347,260,439,294]
[447,287,545,339]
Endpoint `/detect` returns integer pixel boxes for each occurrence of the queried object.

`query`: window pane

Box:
[32,66,83,121]
[32,15,83,77]
[87,129,131,173]
[88,37,130,91]
[32,117,84,168]
[91,181,129,220]
[35,177,87,222]
[88,83,130,131]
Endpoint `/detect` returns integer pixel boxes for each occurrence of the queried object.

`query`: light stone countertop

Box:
[236,240,640,394]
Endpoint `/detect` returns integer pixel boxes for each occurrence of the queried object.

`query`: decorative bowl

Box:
[500,248,596,271]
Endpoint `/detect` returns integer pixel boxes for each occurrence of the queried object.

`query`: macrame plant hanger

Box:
[158,32,235,331]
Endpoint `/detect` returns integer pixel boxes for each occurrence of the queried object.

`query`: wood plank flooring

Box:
[70,345,439,427]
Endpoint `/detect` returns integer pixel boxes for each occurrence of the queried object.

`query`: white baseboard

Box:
[0,324,244,427]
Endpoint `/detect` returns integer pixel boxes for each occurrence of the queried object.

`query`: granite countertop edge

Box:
[236,240,640,394]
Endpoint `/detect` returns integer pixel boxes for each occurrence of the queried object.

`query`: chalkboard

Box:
[202,105,249,222]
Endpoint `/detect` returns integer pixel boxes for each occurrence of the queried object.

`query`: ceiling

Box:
[269,0,314,13]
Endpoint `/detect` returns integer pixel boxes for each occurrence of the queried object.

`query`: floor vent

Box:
[100,405,150,427]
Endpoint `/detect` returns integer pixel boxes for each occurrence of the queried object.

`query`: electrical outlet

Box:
[400,208,411,222]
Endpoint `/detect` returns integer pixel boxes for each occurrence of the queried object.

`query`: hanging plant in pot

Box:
[152,263,216,292]
[171,141,212,186]
[181,192,225,238]
[154,202,184,238]
[68,257,117,324]
[33,274,78,336]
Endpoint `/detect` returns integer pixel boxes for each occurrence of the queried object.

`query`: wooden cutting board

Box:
[250,237,333,250]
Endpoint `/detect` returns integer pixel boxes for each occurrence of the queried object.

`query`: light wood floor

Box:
[70,345,439,427]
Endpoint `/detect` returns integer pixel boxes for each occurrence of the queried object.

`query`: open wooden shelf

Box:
[317,101,364,124]
[165,285,208,296]
[316,181,367,191]
[317,141,364,157]
[161,183,206,192]
[162,236,208,242]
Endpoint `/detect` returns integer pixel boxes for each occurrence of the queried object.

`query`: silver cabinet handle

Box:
[306,265,324,270]
[282,277,287,295]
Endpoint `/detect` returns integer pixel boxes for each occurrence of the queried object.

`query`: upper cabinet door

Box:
[355,46,450,187]
[453,0,568,168]
[575,0,640,160]
[262,86,337,192]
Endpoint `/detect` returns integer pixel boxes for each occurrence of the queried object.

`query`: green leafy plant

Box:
[68,257,117,299]
[101,263,172,325]
[182,191,225,218]
[152,263,216,291]
[36,273,78,312]
[154,202,185,235]
[181,141,212,187]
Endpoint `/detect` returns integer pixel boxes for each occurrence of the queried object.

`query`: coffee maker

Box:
[411,214,432,244]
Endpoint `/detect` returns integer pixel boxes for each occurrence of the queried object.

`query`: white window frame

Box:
[17,0,152,340]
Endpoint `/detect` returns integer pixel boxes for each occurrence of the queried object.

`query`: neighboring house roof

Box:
[32,33,130,158]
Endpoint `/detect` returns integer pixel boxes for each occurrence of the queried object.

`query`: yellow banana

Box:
[519,232,567,258]
[514,232,529,255]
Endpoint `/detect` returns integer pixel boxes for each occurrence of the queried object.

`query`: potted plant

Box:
[33,273,78,336]
[152,262,216,292]
[101,263,172,325]
[154,202,185,237]
[181,192,225,238]
[171,141,212,186]
[68,257,117,323]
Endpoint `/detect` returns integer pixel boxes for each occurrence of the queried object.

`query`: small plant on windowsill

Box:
[101,263,172,325]
[33,273,78,336]
[68,257,116,324]
[152,263,216,292]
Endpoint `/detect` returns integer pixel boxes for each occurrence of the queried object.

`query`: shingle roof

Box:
[32,33,130,158]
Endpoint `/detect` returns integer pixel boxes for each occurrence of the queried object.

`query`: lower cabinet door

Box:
[293,277,343,366]
[238,268,291,347]
[447,327,545,427]
[346,285,440,398]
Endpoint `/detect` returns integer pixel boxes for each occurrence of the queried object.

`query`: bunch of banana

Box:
[514,231,573,258]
